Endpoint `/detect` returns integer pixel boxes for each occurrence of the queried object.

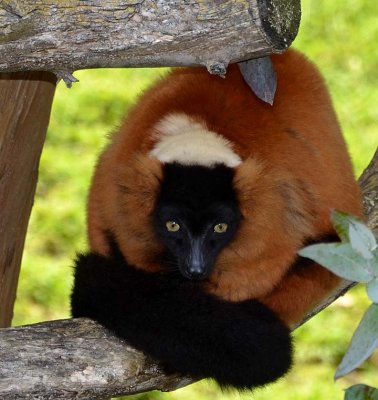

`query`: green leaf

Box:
[331,211,378,255]
[298,243,374,282]
[238,56,277,105]
[367,279,378,303]
[331,210,352,242]
[348,218,377,259]
[335,303,378,379]
[345,384,378,400]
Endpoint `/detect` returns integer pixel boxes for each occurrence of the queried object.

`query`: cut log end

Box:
[257,0,301,50]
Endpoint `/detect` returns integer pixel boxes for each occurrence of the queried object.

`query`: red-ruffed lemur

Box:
[71,49,362,389]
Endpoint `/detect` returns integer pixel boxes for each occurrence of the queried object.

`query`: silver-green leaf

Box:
[238,56,277,105]
[348,218,377,259]
[335,303,378,379]
[331,210,352,243]
[298,243,374,283]
[367,279,378,303]
[345,384,378,400]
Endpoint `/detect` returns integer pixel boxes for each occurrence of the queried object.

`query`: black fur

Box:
[71,247,292,390]
[158,163,239,215]
[153,163,241,280]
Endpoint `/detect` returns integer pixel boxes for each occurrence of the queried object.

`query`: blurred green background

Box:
[12,0,377,399]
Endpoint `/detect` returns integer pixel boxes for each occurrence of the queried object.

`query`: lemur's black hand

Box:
[71,251,292,389]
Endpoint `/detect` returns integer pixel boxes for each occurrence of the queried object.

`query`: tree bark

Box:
[0,148,376,400]
[0,318,193,400]
[0,72,56,328]
[360,148,378,236]
[0,0,301,80]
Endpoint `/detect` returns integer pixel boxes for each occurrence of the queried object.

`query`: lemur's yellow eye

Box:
[166,221,180,232]
[214,223,228,233]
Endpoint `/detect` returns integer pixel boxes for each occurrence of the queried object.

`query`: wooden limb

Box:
[360,147,378,236]
[0,0,301,78]
[0,72,56,328]
[0,148,376,399]
[0,318,193,400]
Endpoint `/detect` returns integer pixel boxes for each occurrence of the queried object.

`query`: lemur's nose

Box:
[187,261,207,280]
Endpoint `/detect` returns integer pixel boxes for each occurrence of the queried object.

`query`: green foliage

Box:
[335,304,378,379]
[367,280,378,304]
[299,211,378,284]
[345,384,378,400]
[300,211,378,397]
[299,242,373,283]
[12,0,378,399]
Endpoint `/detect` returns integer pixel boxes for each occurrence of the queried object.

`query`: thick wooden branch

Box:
[0,148,377,399]
[360,148,378,237]
[0,0,300,78]
[0,72,56,327]
[0,318,193,400]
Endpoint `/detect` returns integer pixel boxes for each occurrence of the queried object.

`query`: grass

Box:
[11,0,378,399]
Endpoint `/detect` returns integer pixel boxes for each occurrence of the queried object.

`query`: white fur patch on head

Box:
[149,113,241,168]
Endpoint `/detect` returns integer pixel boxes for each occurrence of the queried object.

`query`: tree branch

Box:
[0,72,56,327]
[0,318,193,400]
[0,0,300,78]
[0,148,377,399]
[360,148,378,237]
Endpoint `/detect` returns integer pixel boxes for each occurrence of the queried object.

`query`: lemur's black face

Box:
[154,163,241,280]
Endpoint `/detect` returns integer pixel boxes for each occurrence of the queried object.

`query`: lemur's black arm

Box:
[71,251,292,390]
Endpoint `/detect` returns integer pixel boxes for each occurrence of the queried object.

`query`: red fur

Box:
[88,49,362,327]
